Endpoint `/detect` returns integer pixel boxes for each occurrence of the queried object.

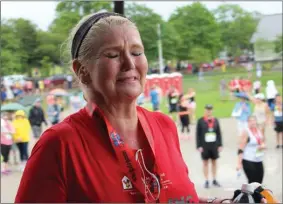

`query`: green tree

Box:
[40,56,53,77]
[125,3,163,62]
[214,4,260,54]
[189,47,212,66]
[1,18,38,75]
[35,31,65,65]
[161,22,181,61]
[169,2,222,60]
[274,35,283,53]
[49,1,112,36]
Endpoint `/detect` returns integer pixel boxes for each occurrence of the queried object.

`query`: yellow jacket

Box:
[12,118,31,143]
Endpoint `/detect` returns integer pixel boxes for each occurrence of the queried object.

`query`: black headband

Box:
[71,12,127,59]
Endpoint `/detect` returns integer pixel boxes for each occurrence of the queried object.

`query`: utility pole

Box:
[157,24,164,74]
[114,1,124,15]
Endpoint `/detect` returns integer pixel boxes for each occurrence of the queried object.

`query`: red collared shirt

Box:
[15,104,199,203]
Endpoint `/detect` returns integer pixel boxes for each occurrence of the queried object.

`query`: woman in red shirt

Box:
[15,12,226,203]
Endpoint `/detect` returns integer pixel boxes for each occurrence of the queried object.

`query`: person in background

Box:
[247,93,271,141]
[34,80,40,95]
[266,80,278,110]
[198,66,204,81]
[70,92,83,113]
[136,92,145,106]
[221,61,226,73]
[29,99,48,141]
[229,76,241,100]
[149,84,160,111]
[47,97,62,125]
[256,62,262,79]
[253,79,261,95]
[186,88,197,123]
[67,75,73,89]
[1,112,15,174]
[232,93,252,137]
[1,86,7,103]
[167,85,179,122]
[246,62,253,78]
[237,116,266,184]
[196,104,223,188]
[38,80,45,94]
[178,94,191,140]
[26,80,33,95]
[219,78,227,101]
[12,110,31,172]
[271,94,283,148]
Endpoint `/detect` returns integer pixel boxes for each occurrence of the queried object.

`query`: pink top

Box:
[1,118,14,145]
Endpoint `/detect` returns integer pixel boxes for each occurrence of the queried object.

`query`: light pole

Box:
[114,1,124,14]
[157,24,164,74]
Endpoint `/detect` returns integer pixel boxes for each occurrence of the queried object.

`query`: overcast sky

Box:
[2,1,282,31]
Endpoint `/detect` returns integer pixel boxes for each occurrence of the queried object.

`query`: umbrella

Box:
[1,102,26,112]
[49,88,69,96]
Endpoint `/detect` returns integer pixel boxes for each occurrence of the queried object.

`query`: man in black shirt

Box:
[196,104,223,188]
[29,99,47,140]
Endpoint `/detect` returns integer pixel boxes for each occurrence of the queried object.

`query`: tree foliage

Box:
[1,2,262,76]
[169,2,222,60]
[214,4,260,54]
[274,35,283,53]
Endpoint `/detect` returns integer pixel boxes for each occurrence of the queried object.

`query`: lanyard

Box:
[250,128,261,145]
[95,107,160,203]
[203,116,215,129]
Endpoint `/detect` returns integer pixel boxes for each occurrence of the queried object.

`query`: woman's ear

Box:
[72,60,91,85]
[72,59,81,76]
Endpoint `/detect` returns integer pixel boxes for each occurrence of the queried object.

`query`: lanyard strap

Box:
[204,116,215,129]
[96,108,159,202]
[250,128,261,145]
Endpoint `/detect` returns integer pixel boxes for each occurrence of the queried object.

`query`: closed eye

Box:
[132,52,143,56]
[104,53,119,59]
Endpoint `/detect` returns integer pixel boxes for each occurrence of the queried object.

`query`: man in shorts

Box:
[196,105,223,188]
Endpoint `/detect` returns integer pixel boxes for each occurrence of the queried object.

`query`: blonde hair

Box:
[63,14,137,69]
[61,14,138,101]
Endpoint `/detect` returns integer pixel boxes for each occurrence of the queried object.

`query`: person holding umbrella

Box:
[29,99,48,140]
[196,104,223,188]
[232,92,252,137]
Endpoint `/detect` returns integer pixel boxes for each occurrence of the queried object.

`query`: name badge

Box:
[255,148,264,158]
[208,128,214,132]
[205,132,216,143]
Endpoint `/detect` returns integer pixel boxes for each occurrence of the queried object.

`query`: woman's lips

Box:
[117,76,138,83]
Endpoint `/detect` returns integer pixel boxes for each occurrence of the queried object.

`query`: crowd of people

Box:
[139,73,282,189]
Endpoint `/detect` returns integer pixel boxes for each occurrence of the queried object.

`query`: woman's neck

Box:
[99,101,138,134]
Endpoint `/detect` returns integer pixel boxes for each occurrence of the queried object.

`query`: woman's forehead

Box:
[99,26,142,49]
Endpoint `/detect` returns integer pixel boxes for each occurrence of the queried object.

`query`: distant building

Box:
[250,13,282,62]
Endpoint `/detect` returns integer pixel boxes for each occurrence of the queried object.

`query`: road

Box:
[1,111,282,202]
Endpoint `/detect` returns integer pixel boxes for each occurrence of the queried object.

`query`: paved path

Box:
[1,110,282,202]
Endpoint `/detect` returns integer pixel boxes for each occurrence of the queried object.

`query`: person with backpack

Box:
[47,97,62,125]
[29,99,48,140]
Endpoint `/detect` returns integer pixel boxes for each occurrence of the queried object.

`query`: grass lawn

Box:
[144,68,282,118]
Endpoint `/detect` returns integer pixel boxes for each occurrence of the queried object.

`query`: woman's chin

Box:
[117,88,142,101]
